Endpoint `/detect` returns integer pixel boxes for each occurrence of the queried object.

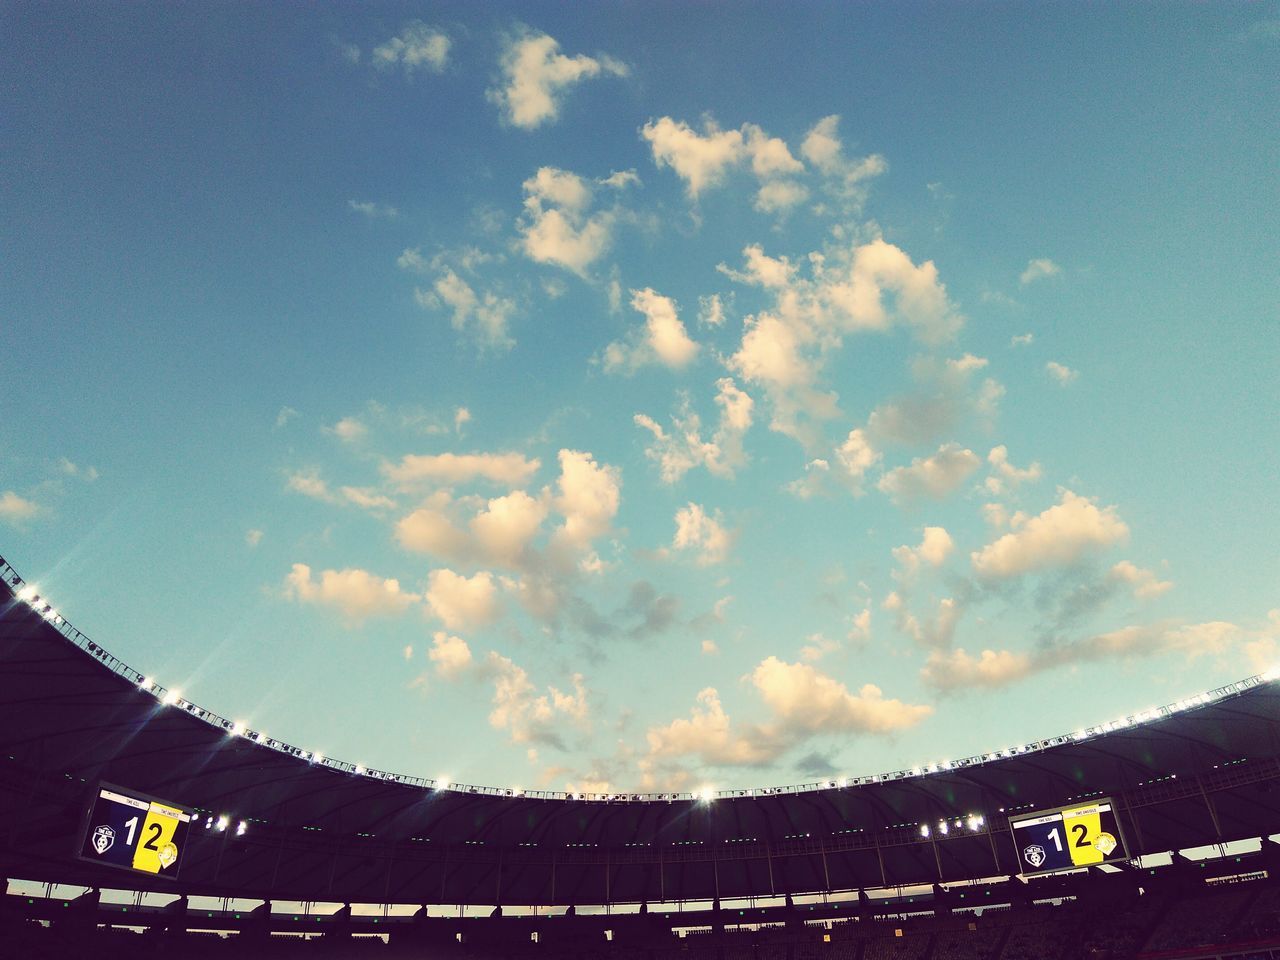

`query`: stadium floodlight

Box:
[16,584,38,603]
[966,814,984,831]
[697,786,715,804]
[138,676,151,689]
[229,722,245,737]
[162,688,181,706]
[438,777,450,790]
[312,751,324,764]
[236,821,247,836]
[216,815,229,832]
[939,820,949,835]
[920,824,930,838]
[354,764,366,776]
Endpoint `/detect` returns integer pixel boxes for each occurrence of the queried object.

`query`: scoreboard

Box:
[1009,799,1128,876]
[79,784,192,877]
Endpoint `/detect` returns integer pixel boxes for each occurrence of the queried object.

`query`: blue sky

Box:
[2,2,1278,794]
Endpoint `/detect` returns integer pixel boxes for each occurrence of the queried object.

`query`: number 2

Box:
[1071,822,1091,848]
[143,822,163,851]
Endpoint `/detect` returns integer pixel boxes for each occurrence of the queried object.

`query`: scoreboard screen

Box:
[79,784,192,877]
[1009,799,1128,876]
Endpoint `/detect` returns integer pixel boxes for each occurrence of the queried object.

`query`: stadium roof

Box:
[3,555,1280,904]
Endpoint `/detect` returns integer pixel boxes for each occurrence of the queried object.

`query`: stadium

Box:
[5,5,1278,960]
[5,554,1280,959]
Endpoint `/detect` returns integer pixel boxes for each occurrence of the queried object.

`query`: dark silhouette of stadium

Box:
[3,553,1280,959]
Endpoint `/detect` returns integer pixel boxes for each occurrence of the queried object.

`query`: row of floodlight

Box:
[920,814,985,839]
[4,556,1275,805]
[201,814,247,837]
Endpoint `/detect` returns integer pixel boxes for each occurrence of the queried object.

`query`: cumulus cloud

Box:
[415,269,516,350]
[1011,332,1034,347]
[518,167,617,277]
[0,490,40,523]
[671,502,733,566]
[892,526,955,576]
[485,652,589,749]
[428,631,473,679]
[754,179,809,214]
[603,288,699,372]
[799,115,887,207]
[490,31,627,129]
[1046,361,1078,384]
[985,445,1042,495]
[245,529,264,548]
[720,238,963,442]
[923,619,1247,693]
[878,443,981,506]
[284,563,418,622]
[920,647,1035,691]
[425,568,500,630]
[552,450,621,551]
[285,469,397,512]
[328,416,368,443]
[372,21,451,73]
[642,116,746,199]
[1110,561,1173,599]
[383,452,540,490]
[634,378,753,482]
[971,489,1129,579]
[1020,258,1061,285]
[645,659,930,771]
[885,592,962,649]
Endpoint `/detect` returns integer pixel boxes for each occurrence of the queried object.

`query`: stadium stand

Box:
[4,552,1280,959]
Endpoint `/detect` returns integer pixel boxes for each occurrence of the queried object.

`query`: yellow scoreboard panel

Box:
[1009,799,1128,876]
[79,784,191,877]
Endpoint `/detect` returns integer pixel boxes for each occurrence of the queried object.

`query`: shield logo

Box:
[157,842,178,870]
[1023,844,1046,868]
[92,825,115,855]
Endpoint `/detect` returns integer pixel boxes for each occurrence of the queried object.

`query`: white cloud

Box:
[1110,561,1173,599]
[485,652,589,748]
[924,619,1248,693]
[672,502,733,566]
[372,21,450,73]
[328,416,367,443]
[0,491,40,523]
[347,200,399,219]
[752,656,933,736]
[245,529,263,548]
[971,489,1129,579]
[425,568,500,630]
[985,445,1042,495]
[283,563,418,622]
[453,407,471,433]
[800,633,838,662]
[518,167,615,277]
[274,406,299,428]
[877,443,981,505]
[634,378,753,483]
[603,288,699,373]
[552,450,621,551]
[698,293,726,327]
[799,115,887,206]
[1046,361,1078,385]
[470,490,549,566]
[490,31,626,130]
[742,123,804,178]
[641,117,746,199]
[286,468,335,502]
[1011,332,1034,347]
[383,452,540,490]
[885,593,961,649]
[415,269,516,350]
[754,179,809,213]
[848,607,872,642]
[920,647,1035,692]
[645,687,775,766]
[1020,258,1061,285]
[892,526,955,575]
[429,631,473,680]
[835,428,881,494]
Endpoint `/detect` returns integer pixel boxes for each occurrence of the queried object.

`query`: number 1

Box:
[1048,827,1063,851]
[124,817,138,845]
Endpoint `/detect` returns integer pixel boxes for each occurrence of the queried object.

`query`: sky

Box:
[2,2,1278,796]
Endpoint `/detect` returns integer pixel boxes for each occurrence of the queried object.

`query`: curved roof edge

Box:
[4,551,1276,804]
